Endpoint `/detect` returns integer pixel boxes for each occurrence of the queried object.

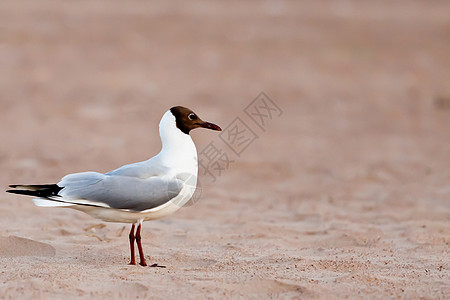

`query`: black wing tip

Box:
[5,184,63,197]
[5,189,33,196]
[7,184,60,189]
[6,185,21,193]
[6,185,24,193]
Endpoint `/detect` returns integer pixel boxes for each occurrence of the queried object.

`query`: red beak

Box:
[201,122,222,131]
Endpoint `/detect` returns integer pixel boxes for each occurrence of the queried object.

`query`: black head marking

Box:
[170,106,222,135]
[170,106,199,134]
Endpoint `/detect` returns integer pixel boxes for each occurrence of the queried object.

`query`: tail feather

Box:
[6,184,63,198]
[32,198,73,207]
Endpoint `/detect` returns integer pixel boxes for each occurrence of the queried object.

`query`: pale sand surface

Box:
[0,1,449,299]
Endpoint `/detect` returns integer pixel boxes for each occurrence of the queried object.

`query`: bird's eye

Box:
[188,113,196,120]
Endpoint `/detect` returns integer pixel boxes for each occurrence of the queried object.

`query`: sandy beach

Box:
[0,1,449,298]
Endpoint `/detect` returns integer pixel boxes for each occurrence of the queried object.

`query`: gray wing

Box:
[106,157,169,179]
[57,172,184,211]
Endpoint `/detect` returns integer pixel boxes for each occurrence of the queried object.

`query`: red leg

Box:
[128,224,136,265]
[136,223,147,266]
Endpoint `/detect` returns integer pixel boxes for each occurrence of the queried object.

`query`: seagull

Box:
[6,106,221,266]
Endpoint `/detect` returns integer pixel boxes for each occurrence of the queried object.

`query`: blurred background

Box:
[1,1,449,180]
[0,0,449,298]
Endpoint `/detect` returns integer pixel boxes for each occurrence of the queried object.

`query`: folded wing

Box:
[57,172,184,211]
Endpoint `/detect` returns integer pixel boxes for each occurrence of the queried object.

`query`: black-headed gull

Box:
[6,106,221,266]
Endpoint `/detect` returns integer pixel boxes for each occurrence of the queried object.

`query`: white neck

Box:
[155,110,198,174]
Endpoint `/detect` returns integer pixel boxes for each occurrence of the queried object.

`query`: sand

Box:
[0,0,449,299]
